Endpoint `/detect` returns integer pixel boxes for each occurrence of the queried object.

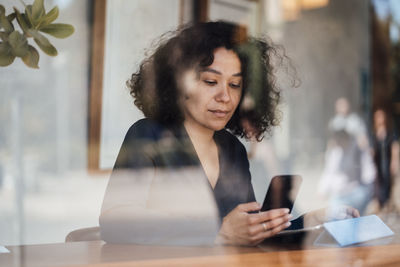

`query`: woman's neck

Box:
[183,120,220,189]
[183,120,215,148]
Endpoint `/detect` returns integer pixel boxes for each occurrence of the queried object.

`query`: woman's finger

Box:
[264,213,292,229]
[248,213,292,236]
[250,219,291,243]
[349,207,360,218]
[248,208,290,225]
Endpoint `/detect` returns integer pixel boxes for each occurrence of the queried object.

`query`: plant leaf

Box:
[0,13,14,33]
[7,13,16,23]
[9,30,28,57]
[14,8,32,36]
[32,0,45,22]
[38,6,58,27]
[22,44,39,68]
[0,41,16,66]
[39,23,74,38]
[0,32,8,41]
[29,29,57,56]
[25,5,34,26]
[14,9,33,37]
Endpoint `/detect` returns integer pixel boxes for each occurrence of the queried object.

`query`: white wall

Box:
[0,0,92,245]
[100,0,181,169]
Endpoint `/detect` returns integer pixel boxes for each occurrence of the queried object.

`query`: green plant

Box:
[0,0,74,69]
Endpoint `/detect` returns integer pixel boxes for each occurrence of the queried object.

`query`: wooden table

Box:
[2,240,400,267]
[1,213,400,267]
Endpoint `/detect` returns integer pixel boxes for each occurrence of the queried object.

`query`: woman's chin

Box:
[208,121,228,131]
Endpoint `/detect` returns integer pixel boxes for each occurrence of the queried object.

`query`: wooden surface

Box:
[2,235,400,267]
[1,213,399,267]
[2,240,400,267]
[77,244,400,267]
[194,0,209,22]
[88,0,106,172]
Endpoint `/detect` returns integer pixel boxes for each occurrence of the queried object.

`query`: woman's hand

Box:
[215,202,292,246]
[304,206,360,228]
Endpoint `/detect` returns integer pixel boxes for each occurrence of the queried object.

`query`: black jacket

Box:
[112,118,256,220]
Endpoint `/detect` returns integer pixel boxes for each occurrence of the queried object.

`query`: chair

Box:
[65,226,101,242]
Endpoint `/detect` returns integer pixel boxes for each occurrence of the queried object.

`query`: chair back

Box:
[65,226,101,242]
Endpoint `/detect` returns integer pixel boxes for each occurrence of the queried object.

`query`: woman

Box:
[100,21,358,246]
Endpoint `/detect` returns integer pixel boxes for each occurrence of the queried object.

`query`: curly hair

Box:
[128,21,293,141]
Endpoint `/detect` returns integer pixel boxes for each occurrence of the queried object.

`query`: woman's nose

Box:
[215,83,230,103]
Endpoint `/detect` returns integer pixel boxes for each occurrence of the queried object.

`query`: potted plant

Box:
[0,0,74,68]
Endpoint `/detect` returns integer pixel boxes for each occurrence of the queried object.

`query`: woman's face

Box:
[180,47,243,132]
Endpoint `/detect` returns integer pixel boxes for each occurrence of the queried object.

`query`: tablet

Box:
[322,215,394,247]
[260,175,302,212]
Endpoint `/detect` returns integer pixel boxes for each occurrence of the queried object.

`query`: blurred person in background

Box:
[329,97,369,149]
[372,109,400,212]
[318,98,375,214]
[318,130,375,214]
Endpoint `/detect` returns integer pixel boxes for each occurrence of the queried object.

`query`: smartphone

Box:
[260,175,302,212]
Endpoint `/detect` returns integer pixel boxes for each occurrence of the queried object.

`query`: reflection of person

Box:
[328,97,368,148]
[318,130,373,214]
[319,98,374,214]
[372,109,400,209]
[100,21,359,246]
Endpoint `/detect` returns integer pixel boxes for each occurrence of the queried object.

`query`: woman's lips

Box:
[209,109,230,118]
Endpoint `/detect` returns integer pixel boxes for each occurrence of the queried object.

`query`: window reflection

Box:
[0,0,399,252]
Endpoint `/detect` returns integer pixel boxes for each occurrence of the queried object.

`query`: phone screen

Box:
[260,175,302,212]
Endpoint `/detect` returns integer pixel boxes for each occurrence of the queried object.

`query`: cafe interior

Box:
[1,0,400,266]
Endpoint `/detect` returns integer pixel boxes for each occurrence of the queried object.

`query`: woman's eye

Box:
[230,83,241,88]
[204,80,217,86]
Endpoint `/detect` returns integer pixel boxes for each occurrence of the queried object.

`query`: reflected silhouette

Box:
[372,109,400,211]
[319,97,375,214]
[100,168,220,245]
